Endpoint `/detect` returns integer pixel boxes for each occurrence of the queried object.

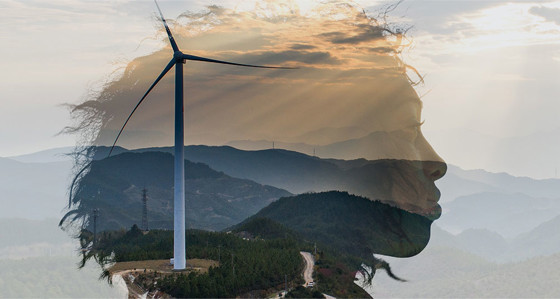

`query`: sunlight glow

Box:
[446,2,560,53]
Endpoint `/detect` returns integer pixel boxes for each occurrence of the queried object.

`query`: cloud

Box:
[530,5,560,25]
[366,0,503,35]
[367,47,395,54]
[66,1,426,159]
[318,24,385,45]
[290,43,316,50]
[230,49,344,66]
[406,1,560,62]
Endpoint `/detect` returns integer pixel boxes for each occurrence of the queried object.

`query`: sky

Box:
[1,0,560,179]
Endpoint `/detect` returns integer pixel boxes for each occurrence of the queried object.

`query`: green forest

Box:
[235,191,433,259]
[83,217,372,298]
[77,190,428,298]
[84,225,303,298]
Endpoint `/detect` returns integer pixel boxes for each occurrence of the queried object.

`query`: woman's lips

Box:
[423,203,442,221]
[417,187,442,221]
[424,186,442,221]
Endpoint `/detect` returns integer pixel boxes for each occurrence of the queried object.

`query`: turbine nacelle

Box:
[173,51,186,64]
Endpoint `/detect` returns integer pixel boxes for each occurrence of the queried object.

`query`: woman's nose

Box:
[423,161,447,181]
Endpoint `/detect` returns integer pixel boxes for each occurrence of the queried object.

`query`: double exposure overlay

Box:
[60,1,446,288]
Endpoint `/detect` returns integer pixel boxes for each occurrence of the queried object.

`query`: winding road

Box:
[299,251,337,299]
[300,251,315,287]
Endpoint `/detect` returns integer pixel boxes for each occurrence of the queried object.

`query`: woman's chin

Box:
[373,206,435,258]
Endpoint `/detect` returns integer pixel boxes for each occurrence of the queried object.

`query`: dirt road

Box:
[300,251,314,287]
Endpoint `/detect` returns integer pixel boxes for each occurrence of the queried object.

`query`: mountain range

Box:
[228,130,432,161]
[227,126,560,179]
[62,151,291,231]
[426,211,560,263]
[437,192,560,237]
[3,145,560,237]
[132,145,560,237]
[439,164,560,202]
[8,147,74,163]
[125,145,449,217]
[131,145,560,201]
[0,147,560,298]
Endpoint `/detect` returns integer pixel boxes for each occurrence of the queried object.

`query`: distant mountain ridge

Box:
[131,145,342,194]
[440,164,560,201]
[438,192,560,237]
[124,145,560,201]
[97,145,560,237]
[6,146,74,163]
[4,146,560,298]
[4,145,560,240]
[61,151,291,231]
[226,126,560,179]
[428,213,560,263]
[226,130,426,161]
[501,215,560,261]
[0,157,72,219]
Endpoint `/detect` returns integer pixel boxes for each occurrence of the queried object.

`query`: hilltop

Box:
[234,191,433,259]
[82,226,304,298]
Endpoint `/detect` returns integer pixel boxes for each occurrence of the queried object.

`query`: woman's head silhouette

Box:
[63,0,446,264]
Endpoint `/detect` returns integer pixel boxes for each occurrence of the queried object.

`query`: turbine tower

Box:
[108,0,294,270]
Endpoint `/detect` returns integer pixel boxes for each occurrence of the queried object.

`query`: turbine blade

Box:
[154,0,179,52]
[108,58,176,157]
[181,53,297,69]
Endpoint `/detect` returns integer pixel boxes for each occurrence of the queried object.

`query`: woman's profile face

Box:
[72,1,446,258]
[372,85,447,220]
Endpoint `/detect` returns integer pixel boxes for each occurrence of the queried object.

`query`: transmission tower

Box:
[314,242,317,255]
[92,208,99,249]
[142,188,149,231]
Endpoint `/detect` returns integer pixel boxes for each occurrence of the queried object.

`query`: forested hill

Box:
[234,191,434,259]
[63,151,291,231]
[124,145,435,212]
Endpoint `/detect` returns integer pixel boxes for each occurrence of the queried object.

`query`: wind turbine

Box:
[107,0,294,270]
